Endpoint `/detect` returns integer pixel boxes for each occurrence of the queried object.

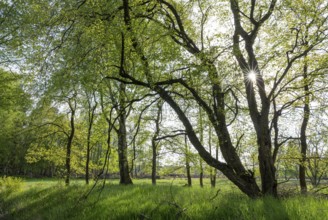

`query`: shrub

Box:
[0,176,24,195]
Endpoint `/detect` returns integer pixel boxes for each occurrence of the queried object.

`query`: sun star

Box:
[247,70,257,83]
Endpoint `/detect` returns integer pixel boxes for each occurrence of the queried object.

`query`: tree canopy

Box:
[1,0,328,198]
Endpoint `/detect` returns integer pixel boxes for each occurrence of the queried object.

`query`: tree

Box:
[117,83,133,184]
[10,0,328,198]
[117,0,328,197]
[0,0,21,64]
[305,114,328,187]
[100,80,133,184]
[64,93,77,185]
[299,55,310,193]
[151,101,163,185]
[117,0,261,197]
[184,134,192,187]
[26,105,67,177]
[0,69,31,175]
[307,136,328,187]
[84,90,98,184]
[208,126,219,188]
[228,0,328,195]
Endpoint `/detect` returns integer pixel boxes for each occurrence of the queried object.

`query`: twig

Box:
[311,185,328,193]
[210,189,221,201]
[277,178,291,185]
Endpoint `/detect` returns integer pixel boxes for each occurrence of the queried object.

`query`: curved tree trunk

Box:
[122,0,260,198]
[65,97,76,186]
[156,86,261,198]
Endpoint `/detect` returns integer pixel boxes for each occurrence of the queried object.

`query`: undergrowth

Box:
[0,176,24,196]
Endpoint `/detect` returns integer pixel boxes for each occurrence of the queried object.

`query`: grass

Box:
[0,177,327,219]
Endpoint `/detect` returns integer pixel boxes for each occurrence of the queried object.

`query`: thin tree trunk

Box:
[199,161,204,188]
[185,134,192,187]
[151,101,162,185]
[199,107,204,188]
[151,142,157,185]
[209,127,216,187]
[85,93,97,185]
[85,145,90,184]
[213,142,219,186]
[65,97,76,186]
[300,56,309,194]
[130,141,136,178]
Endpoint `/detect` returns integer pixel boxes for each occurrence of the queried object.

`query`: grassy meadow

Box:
[0,177,327,220]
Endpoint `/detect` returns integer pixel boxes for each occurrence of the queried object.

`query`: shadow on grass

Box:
[1,185,84,220]
[1,182,325,220]
[1,183,186,220]
[186,193,290,220]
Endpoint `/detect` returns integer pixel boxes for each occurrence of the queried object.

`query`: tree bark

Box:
[199,161,204,188]
[300,57,309,194]
[85,93,97,185]
[151,101,162,185]
[65,97,76,186]
[117,83,133,185]
[209,128,216,188]
[230,0,278,196]
[156,86,261,197]
[199,107,204,188]
[151,141,157,185]
[123,0,260,197]
[185,134,192,187]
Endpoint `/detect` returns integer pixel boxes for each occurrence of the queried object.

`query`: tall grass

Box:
[0,178,327,219]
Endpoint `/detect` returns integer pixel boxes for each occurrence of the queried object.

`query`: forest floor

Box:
[0,177,327,219]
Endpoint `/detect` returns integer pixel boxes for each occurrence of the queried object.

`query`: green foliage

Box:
[0,176,24,196]
[2,0,328,198]
[0,69,31,175]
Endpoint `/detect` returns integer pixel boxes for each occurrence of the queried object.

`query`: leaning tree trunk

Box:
[122,0,261,198]
[156,86,261,197]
